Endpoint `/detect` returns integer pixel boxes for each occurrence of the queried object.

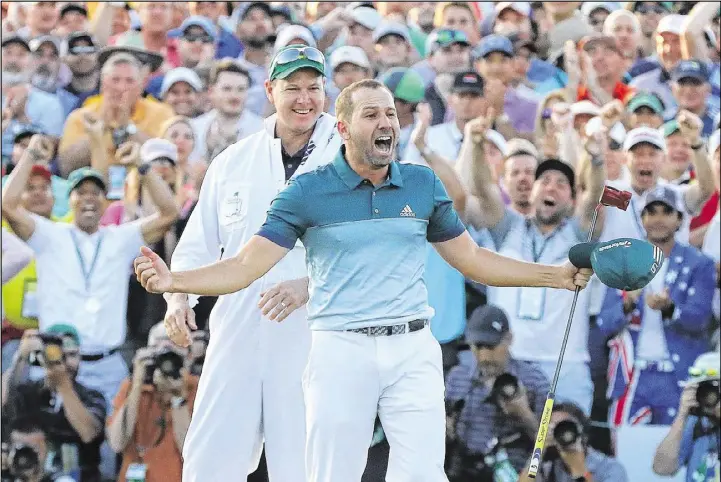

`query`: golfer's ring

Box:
[280,302,287,309]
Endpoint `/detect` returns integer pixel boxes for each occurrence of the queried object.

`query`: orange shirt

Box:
[577,82,635,104]
[59,95,174,164]
[108,375,199,482]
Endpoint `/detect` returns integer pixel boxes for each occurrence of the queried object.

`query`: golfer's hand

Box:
[258,277,309,322]
[559,261,593,291]
[164,294,197,348]
[134,246,173,294]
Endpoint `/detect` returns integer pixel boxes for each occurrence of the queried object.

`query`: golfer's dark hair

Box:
[335,79,389,123]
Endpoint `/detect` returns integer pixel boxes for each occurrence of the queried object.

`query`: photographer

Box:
[1,326,107,482]
[519,402,628,482]
[106,322,198,482]
[186,330,208,377]
[653,351,720,481]
[445,305,551,475]
[2,417,50,482]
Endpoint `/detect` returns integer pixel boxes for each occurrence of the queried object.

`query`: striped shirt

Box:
[445,356,550,470]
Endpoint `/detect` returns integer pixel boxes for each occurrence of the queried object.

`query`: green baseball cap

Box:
[379,67,425,104]
[661,120,681,138]
[626,92,664,116]
[569,238,664,291]
[45,323,82,347]
[68,167,107,192]
[269,44,326,81]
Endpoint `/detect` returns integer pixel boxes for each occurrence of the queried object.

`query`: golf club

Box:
[527,185,631,478]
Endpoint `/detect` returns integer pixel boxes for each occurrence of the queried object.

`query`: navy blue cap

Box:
[452,71,484,95]
[672,59,709,83]
[477,34,514,58]
[465,305,510,346]
[643,185,680,213]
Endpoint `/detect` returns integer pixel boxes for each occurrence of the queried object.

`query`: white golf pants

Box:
[303,325,448,482]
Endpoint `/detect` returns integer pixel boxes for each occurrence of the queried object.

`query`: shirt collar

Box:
[333,146,404,189]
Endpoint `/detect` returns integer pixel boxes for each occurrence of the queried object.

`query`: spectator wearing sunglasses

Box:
[59,32,100,112]
[581,2,621,34]
[411,28,471,92]
[446,304,551,472]
[608,186,716,426]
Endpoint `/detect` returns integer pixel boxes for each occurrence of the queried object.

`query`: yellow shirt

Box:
[59,95,174,163]
[2,216,71,329]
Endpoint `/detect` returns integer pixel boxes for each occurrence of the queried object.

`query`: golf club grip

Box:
[527,395,556,478]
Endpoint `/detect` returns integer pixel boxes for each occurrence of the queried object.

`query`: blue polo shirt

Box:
[257,147,466,331]
[678,415,720,482]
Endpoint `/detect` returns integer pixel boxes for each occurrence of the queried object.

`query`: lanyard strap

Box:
[629,197,646,239]
[70,230,104,292]
[528,221,561,263]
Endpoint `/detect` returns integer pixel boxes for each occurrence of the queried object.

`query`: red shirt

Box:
[577,82,635,104]
[691,191,720,230]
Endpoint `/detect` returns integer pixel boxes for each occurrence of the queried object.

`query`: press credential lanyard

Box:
[70,230,104,292]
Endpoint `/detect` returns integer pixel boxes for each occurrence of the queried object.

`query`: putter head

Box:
[600,186,631,211]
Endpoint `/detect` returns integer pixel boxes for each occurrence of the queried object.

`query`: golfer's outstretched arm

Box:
[434,231,573,289]
[169,236,291,296]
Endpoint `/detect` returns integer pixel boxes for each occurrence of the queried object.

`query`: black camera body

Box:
[28,334,65,368]
[690,379,721,417]
[5,443,40,479]
[189,355,205,376]
[143,349,184,384]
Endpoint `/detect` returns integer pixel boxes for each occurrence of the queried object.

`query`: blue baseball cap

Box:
[672,59,709,83]
[643,185,681,213]
[476,34,514,58]
[570,238,665,291]
[169,15,217,41]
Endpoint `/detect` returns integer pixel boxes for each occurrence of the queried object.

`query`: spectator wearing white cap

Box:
[326,46,373,115]
[190,60,263,163]
[273,23,317,53]
[603,9,643,68]
[494,2,534,41]
[630,14,687,119]
[159,67,203,118]
[343,6,382,63]
[373,21,414,71]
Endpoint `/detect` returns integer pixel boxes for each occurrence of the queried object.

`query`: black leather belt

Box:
[347,319,429,336]
[81,348,119,362]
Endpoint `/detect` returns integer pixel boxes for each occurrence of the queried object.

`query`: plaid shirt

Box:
[445,356,550,471]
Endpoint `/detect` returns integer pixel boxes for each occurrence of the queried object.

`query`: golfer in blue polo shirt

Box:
[133,79,593,482]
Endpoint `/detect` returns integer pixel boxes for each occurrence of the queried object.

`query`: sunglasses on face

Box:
[435,29,469,47]
[272,46,325,70]
[69,45,97,55]
[183,33,214,44]
[474,342,499,351]
[644,204,675,216]
[637,4,668,15]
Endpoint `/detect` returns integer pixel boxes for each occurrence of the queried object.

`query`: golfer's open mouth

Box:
[374,135,393,153]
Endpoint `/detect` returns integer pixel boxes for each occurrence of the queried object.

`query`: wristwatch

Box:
[170,396,187,409]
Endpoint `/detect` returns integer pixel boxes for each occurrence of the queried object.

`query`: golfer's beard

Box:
[365,144,395,168]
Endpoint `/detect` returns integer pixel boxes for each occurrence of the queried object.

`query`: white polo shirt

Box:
[403,121,464,165]
[26,215,144,353]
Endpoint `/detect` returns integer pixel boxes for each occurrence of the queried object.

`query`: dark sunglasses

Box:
[272,46,325,69]
[69,45,97,55]
[637,4,668,15]
[609,140,623,151]
[183,33,214,44]
[474,342,499,351]
[644,203,674,216]
[435,29,470,47]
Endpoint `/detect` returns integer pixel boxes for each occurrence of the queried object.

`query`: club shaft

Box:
[548,204,600,392]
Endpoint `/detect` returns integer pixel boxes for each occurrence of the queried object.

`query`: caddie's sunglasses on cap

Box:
[434,29,469,46]
[272,46,325,69]
[689,367,719,378]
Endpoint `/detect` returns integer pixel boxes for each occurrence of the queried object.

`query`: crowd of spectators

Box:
[0,2,719,481]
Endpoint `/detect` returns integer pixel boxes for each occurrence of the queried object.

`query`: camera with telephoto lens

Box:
[27,334,65,368]
[143,348,184,384]
[553,420,582,450]
[690,379,720,417]
[444,399,493,481]
[490,373,519,403]
[5,444,40,479]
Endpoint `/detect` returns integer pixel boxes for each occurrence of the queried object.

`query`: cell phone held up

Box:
[28,334,65,367]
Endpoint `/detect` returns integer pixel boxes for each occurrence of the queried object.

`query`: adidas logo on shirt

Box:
[400,205,415,217]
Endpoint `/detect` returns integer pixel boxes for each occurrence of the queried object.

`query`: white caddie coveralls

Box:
[172,113,342,481]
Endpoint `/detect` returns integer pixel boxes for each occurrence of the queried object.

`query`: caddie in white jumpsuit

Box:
[165,46,341,481]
